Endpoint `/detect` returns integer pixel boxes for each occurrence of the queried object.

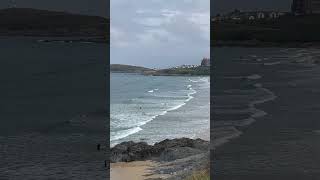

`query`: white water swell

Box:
[110,75,208,146]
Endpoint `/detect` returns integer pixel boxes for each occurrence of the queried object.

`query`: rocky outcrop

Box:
[110,138,209,163]
[110,64,153,73]
[0,8,108,42]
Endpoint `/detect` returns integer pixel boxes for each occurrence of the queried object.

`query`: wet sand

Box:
[110,128,209,180]
[111,161,157,180]
[212,47,320,179]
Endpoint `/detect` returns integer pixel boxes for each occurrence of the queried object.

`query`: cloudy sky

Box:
[110,0,210,68]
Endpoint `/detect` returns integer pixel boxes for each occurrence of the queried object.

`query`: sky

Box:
[0,0,108,17]
[0,0,293,68]
[110,0,210,68]
[212,0,292,15]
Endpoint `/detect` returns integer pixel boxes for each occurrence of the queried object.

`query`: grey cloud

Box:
[111,0,210,68]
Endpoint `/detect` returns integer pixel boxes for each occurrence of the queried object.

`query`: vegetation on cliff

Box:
[0,8,108,42]
[111,64,210,76]
[110,64,154,73]
[185,169,210,180]
[149,66,210,76]
[212,14,320,46]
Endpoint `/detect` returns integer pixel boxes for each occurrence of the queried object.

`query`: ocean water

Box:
[0,37,107,179]
[212,47,320,179]
[111,73,210,146]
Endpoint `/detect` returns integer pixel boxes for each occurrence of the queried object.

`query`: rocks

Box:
[159,147,204,162]
[110,141,153,162]
[110,138,209,163]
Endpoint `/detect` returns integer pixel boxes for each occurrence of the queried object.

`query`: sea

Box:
[111,73,210,146]
[212,47,320,179]
[0,37,108,179]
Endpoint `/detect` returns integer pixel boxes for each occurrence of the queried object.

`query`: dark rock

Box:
[154,138,208,152]
[110,138,209,163]
[110,141,153,163]
[159,147,204,162]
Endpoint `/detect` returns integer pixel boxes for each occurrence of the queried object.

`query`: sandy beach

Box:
[110,128,210,180]
[111,161,161,180]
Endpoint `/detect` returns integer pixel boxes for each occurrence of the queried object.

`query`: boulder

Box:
[110,138,209,163]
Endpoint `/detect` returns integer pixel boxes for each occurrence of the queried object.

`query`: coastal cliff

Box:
[0,8,108,42]
[212,14,320,47]
[110,138,209,179]
[110,64,154,73]
[111,64,210,76]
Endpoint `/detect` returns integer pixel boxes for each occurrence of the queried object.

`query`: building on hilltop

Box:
[292,0,320,14]
[292,0,311,14]
[201,58,210,67]
[257,12,265,19]
[212,10,286,22]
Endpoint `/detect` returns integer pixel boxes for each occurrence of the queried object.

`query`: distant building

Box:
[213,10,286,22]
[269,12,280,18]
[249,15,255,20]
[292,0,320,14]
[201,58,210,67]
[257,12,265,19]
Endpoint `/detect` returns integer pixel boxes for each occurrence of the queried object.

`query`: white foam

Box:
[187,88,197,101]
[167,103,186,111]
[263,61,282,66]
[111,77,203,144]
[111,126,143,142]
[254,83,262,88]
[212,127,242,148]
[247,74,262,80]
[189,79,199,83]
[247,86,277,120]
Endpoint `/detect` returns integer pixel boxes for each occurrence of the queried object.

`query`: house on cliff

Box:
[201,58,210,67]
[292,0,320,15]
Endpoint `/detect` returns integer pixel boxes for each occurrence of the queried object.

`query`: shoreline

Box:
[110,62,209,179]
[110,131,210,180]
[110,71,210,77]
[212,40,320,48]
[213,47,320,179]
[111,73,209,146]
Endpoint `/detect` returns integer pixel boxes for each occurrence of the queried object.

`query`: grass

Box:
[212,14,320,43]
[156,66,210,76]
[185,169,210,180]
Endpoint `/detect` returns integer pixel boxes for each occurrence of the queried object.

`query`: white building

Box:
[269,12,280,19]
[249,16,255,20]
[257,12,265,19]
